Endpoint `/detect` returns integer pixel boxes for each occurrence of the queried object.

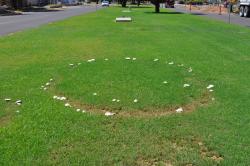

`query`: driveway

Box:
[173,5,250,28]
[0,6,100,36]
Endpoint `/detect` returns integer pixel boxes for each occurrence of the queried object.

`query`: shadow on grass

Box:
[130,6,153,8]
[191,12,207,15]
[114,5,153,9]
[22,7,62,12]
[144,11,183,14]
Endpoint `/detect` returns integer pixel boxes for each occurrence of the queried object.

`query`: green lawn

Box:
[1,6,250,165]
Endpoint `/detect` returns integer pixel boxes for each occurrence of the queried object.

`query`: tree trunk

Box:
[121,0,126,7]
[137,0,140,6]
[155,1,160,13]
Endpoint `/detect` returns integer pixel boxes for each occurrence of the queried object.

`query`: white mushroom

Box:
[153,58,159,62]
[15,100,22,105]
[175,107,183,113]
[45,82,50,86]
[104,58,109,61]
[188,67,193,73]
[4,98,11,102]
[58,96,67,101]
[53,96,58,99]
[105,111,115,116]
[112,99,117,102]
[93,93,97,96]
[125,57,131,60]
[207,84,214,89]
[64,103,71,107]
[116,99,120,102]
[76,109,81,112]
[183,84,190,88]
[168,61,174,65]
[16,110,20,113]
[132,57,136,60]
[133,99,138,103]
[163,81,168,84]
[69,63,74,66]
[49,78,53,82]
[87,59,95,62]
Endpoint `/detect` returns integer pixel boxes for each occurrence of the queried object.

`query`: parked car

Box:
[101,1,109,6]
[239,0,250,17]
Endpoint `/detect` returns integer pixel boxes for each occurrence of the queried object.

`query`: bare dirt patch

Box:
[49,142,75,164]
[180,4,228,14]
[0,114,12,127]
[136,157,173,166]
[193,138,224,163]
[170,137,224,164]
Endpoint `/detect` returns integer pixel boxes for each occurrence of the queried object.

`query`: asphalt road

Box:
[173,5,250,28]
[0,6,100,36]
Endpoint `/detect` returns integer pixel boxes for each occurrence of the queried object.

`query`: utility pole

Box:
[228,3,231,24]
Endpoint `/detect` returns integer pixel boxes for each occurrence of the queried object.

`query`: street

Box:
[0,6,99,36]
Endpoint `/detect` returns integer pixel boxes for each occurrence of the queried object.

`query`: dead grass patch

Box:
[49,142,75,164]
[192,138,224,163]
[49,88,212,118]
[136,157,173,166]
[0,114,12,127]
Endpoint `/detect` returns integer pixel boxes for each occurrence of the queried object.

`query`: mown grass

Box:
[1,6,250,165]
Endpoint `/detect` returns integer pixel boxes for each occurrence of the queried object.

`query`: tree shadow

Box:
[191,12,207,15]
[0,13,22,16]
[144,11,183,14]
[113,5,152,9]
[0,8,22,16]
[130,6,153,8]
[22,7,62,12]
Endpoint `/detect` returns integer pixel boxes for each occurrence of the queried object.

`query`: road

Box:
[1,5,249,36]
[0,6,100,36]
[173,5,250,28]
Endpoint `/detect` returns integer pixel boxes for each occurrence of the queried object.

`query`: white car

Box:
[101,1,109,6]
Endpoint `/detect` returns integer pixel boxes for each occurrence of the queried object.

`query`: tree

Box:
[121,0,127,7]
[150,0,166,13]
[137,0,141,6]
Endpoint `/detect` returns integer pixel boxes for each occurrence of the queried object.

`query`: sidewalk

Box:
[173,4,250,28]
